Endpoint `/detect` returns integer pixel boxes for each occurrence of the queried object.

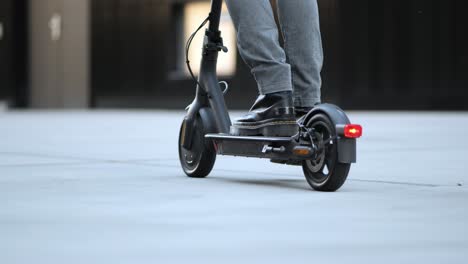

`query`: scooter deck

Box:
[205,133,293,142]
[205,133,311,160]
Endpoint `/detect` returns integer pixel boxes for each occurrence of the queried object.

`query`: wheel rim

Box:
[304,119,337,184]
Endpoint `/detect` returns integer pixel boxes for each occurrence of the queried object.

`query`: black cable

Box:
[185,16,210,90]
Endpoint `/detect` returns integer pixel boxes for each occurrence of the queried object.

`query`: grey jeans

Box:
[224,0,323,107]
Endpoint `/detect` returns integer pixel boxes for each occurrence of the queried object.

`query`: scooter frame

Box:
[181,0,358,165]
[182,0,356,163]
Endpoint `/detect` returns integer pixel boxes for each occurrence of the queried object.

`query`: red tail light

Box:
[344,124,362,138]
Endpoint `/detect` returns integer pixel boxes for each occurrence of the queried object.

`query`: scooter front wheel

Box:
[178,116,216,178]
[302,113,350,191]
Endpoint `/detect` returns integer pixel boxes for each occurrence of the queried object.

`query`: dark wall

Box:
[0,0,12,101]
[91,0,468,110]
[91,0,257,109]
[91,0,168,106]
[0,0,28,107]
[320,0,468,110]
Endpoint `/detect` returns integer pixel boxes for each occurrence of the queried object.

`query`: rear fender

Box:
[302,104,357,163]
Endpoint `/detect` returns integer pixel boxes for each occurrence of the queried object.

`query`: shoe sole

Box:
[230,119,298,137]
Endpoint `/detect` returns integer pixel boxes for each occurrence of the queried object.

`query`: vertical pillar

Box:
[29,0,89,108]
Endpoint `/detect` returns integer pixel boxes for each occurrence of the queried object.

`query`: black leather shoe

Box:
[230,91,298,136]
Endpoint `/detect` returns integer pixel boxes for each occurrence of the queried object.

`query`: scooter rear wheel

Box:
[302,113,350,191]
[178,116,216,178]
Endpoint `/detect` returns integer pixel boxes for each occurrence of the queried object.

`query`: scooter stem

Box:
[208,0,223,32]
[196,0,232,133]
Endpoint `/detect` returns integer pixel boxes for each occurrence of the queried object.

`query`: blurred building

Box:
[1,0,467,110]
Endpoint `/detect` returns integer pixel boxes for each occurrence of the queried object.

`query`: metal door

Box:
[29,0,89,108]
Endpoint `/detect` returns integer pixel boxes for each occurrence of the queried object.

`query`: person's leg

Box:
[225,0,297,136]
[224,0,292,94]
[276,0,324,108]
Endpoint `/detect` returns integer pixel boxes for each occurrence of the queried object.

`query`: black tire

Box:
[178,115,216,178]
[302,113,350,192]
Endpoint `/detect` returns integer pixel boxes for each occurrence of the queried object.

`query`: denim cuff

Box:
[294,96,321,108]
[258,81,293,95]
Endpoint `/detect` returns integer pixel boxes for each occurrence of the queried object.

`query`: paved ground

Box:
[1,110,467,263]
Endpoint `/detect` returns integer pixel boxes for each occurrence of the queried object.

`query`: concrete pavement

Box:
[1,110,467,263]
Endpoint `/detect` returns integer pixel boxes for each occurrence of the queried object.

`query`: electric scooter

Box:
[178,0,362,191]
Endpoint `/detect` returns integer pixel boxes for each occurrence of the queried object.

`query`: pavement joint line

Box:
[0,151,103,162]
[0,161,102,168]
[0,153,452,188]
[0,157,179,168]
[360,146,468,152]
[126,161,448,188]
[0,151,177,163]
[215,170,444,187]
[348,179,440,187]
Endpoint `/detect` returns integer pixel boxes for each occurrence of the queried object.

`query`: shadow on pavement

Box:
[210,177,311,191]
